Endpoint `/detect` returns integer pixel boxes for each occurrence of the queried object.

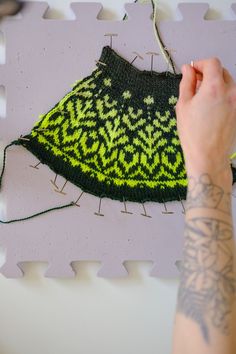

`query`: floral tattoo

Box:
[177,174,236,343]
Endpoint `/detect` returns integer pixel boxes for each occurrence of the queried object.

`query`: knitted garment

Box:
[15,46,236,203]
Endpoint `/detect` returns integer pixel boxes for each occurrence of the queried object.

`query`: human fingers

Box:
[191,58,224,84]
[191,62,234,86]
[223,67,235,85]
[178,64,197,103]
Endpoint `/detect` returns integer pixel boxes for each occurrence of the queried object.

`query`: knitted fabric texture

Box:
[16,46,236,203]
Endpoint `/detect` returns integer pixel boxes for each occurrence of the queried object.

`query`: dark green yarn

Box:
[0,201,75,224]
[150,0,177,75]
[18,45,185,203]
[20,135,188,203]
[1,44,236,223]
[0,141,19,189]
[0,142,75,224]
[14,46,236,204]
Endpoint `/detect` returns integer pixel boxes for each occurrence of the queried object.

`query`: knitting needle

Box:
[73,191,84,207]
[121,197,133,215]
[94,197,104,217]
[162,200,174,214]
[54,180,68,195]
[29,161,41,170]
[104,33,118,49]
[50,174,59,190]
[141,202,152,218]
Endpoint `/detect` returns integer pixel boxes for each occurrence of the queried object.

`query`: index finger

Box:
[192,58,224,84]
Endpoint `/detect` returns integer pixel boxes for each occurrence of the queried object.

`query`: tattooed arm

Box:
[172,59,236,354]
[173,171,236,353]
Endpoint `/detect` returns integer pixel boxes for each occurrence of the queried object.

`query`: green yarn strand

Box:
[151,0,177,74]
[0,202,75,224]
[0,142,17,189]
[0,141,75,224]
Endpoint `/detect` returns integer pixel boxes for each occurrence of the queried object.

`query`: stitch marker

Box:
[162,200,174,214]
[50,174,58,190]
[104,33,118,49]
[121,197,133,215]
[141,203,152,218]
[29,161,41,170]
[55,180,68,195]
[130,52,143,65]
[94,197,104,217]
[146,51,159,73]
[73,191,84,207]
[178,195,185,214]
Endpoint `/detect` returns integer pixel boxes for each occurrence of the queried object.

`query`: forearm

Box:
[172,167,236,354]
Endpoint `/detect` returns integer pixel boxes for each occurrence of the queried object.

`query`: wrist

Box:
[185,163,233,216]
[185,161,233,192]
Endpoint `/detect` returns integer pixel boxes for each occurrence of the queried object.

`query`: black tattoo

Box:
[186,174,231,214]
[177,174,236,344]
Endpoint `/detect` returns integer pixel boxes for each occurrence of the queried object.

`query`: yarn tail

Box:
[0,202,75,224]
[123,0,138,20]
[151,0,177,74]
[0,141,75,224]
[0,141,19,189]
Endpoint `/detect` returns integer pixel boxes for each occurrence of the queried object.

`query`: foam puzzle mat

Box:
[0,1,236,278]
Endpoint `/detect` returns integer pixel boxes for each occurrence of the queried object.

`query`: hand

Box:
[176,58,236,182]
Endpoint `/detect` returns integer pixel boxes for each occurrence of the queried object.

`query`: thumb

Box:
[178,64,197,103]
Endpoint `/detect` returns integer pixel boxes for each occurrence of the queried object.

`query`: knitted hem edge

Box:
[18,138,188,204]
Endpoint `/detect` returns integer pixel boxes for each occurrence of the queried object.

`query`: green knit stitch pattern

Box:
[20,46,187,203]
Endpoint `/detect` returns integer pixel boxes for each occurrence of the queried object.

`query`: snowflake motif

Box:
[169,95,178,105]
[144,95,154,105]
[103,78,112,87]
[122,90,132,99]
